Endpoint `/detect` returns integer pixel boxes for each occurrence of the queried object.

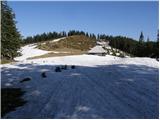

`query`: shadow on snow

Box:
[1,63,159,119]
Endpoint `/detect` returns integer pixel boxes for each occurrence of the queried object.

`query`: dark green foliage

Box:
[1,88,26,117]
[1,1,22,60]
[68,30,85,36]
[98,34,158,58]
[157,29,159,43]
[23,30,97,45]
[119,53,125,58]
[139,31,144,43]
[23,31,66,44]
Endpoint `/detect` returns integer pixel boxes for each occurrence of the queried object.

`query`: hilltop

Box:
[37,35,96,51]
[15,35,133,60]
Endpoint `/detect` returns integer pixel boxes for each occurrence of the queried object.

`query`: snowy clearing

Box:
[1,55,159,118]
[14,44,50,61]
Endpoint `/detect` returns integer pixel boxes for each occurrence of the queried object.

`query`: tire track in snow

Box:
[77,65,158,118]
[77,67,142,118]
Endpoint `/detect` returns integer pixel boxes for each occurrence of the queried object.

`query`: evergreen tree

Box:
[97,34,100,40]
[1,1,22,60]
[139,31,144,43]
[86,32,89,37]
[147,36,150,42]
[156,29,159,58]
[146,37,151,57]
[157,29,159,43]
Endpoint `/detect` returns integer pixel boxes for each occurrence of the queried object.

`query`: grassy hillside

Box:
[37,35,96,51]
[28,50,86,59]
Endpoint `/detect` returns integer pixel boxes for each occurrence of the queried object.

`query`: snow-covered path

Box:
[1,55,159,118]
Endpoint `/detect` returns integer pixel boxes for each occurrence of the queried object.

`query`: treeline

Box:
[68,30,96,38]
[23,32,66,44]
[97,33,159,58]
[1,1,22,60]
[23,30,96,44]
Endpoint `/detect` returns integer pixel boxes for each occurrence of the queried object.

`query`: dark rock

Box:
[55,67,61,72]
[71,65,75,69]
[41,72,47,78]
[20,77,31,83]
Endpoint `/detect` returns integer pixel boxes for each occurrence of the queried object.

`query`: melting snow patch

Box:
[29,90,41,96]
[126,79,134,82]
[69,73,81,76]
[76,106,90,112]
[14,44,50,61]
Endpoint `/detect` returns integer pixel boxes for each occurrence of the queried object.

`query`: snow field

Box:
[1,54,159,118]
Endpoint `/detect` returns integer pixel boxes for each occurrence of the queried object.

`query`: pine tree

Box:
[146,36,151,57]
[86,32,89,37]
[97,34,100,40]
[156,29,159,58]
[139,31,144,43]
[147,36,150,42]
[1,1,22,60]
[157,29,159,43]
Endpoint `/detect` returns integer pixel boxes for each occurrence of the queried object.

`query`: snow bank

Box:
[122,57,159,68]
[14,44,50,61]
[17,54,158,69]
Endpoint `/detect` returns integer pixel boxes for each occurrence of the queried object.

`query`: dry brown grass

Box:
[28,35,95,59]
[28,48,87,59]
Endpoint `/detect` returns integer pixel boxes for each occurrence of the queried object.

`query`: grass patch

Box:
[1,88,27,117]
[28,48,87,59]
[1,59,13,64]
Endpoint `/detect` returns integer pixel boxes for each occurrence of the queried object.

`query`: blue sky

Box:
[8,1,158,41]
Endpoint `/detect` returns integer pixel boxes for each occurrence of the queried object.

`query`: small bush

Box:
[119,53,125,58]
[112,51,117,56]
